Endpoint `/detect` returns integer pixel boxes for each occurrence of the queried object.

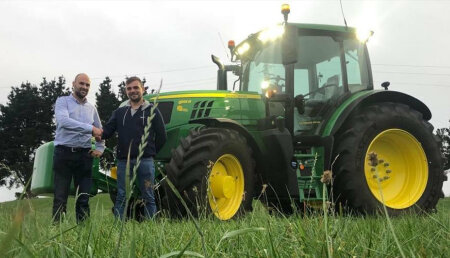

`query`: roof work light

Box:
[356,28,374,42]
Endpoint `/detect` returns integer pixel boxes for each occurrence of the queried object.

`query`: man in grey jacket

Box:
[102,76,166,220]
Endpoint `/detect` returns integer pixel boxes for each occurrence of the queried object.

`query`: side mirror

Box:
[294,95,305,115]
[225,65,241,77]
[282,25,298,65]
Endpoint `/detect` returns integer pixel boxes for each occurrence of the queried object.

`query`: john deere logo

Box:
[177,105,188,112]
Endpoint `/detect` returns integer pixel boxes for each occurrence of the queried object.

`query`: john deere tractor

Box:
[31,5,446,220]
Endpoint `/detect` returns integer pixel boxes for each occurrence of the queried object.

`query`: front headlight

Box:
[237,42,250,55]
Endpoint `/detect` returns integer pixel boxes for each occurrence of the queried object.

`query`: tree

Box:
[117,80,128,102]
[437,121,450,171]
[95,77,120,169]
[96,77,121,125]
[0,77,69,196]
[38,76,70,141]
[0,82,42,192]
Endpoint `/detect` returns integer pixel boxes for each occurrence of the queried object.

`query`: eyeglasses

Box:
[79,82,90,87]
[126,86,140,91]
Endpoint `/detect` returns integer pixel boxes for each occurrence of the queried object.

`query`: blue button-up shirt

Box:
[54,94,105,152]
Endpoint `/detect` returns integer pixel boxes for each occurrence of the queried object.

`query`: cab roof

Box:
[289,23,356,33]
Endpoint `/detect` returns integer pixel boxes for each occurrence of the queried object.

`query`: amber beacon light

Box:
[281,4,290,23]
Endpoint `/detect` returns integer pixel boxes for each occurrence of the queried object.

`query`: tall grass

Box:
[0,195,449,257]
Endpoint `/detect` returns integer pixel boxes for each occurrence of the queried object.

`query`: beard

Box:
[129,93,142,103]
[75,89,87,99]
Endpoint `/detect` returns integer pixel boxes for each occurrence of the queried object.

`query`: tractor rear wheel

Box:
[333,102,445,214]
[162,128,255,220]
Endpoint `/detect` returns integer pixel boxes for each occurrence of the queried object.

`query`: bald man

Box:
[52,73,104,224]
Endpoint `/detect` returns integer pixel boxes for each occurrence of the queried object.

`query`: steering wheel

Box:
[262,75,285,97]
[264,74,285,84]
[300,83,338,98]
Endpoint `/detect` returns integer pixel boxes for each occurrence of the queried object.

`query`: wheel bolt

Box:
[384,163,389,167]
[386,169,392,174]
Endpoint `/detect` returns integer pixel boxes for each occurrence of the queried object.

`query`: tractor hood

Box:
[143,90,265,129]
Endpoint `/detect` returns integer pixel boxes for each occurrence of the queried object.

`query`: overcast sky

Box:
[0,0,449,202]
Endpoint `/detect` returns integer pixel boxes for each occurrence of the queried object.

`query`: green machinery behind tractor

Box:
[31,5,446,220]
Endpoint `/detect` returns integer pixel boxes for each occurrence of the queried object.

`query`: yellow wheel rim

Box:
[365,129,428,209]
[208,154,244,220]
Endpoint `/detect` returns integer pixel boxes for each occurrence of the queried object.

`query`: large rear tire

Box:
[162,128,255,220]
[333,102,445,214]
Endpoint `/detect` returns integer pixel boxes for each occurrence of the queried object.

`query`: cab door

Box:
[292,34,345,135]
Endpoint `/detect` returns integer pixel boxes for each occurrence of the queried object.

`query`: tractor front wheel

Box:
[162,128,255,220]
[333,102,445,214]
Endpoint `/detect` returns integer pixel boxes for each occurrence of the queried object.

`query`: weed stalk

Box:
[368,152,405,258]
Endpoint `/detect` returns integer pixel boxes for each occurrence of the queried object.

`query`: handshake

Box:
[90,126,104,158]
[92,126,103,142]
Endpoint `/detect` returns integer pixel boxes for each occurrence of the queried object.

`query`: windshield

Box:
[241,39,285,95]
[241,31,370,98]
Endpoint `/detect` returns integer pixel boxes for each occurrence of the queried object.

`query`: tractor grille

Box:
[157,101,174,124]
[190,101,214,119]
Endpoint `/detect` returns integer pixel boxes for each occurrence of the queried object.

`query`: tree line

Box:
[437,126,450,171]
[0,76,449,197]
[0,76,148,197]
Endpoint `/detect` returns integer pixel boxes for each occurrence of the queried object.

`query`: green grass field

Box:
[0,195,448,257]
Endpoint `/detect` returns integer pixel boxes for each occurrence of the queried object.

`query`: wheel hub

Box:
[365,129,428,209]
[208,154,244,220]
[210,175,236,199]
[368,159,392,183]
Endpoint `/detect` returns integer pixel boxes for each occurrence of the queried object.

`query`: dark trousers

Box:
[52,146,93,223]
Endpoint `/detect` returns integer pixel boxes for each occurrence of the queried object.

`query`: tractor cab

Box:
[216,8,373,137]
[238,24,372,136]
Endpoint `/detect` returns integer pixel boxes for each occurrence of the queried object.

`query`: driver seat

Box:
[304,75,340,116]
[322,75,340,99]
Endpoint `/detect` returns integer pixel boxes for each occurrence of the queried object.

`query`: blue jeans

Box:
[114,158,157,220]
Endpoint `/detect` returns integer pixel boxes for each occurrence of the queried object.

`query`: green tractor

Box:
[31,5,446,220]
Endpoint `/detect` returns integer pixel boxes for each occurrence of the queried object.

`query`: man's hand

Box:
[92,126,103,138]
[89,150,102,158]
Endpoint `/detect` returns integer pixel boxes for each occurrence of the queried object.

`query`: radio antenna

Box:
[339,0,348,29]
[218,32,230,59]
